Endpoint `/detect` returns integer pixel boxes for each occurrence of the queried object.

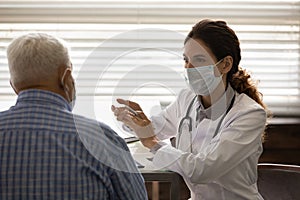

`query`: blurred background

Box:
[0,0,299,118]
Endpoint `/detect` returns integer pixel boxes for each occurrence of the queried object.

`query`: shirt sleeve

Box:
[152,102,267,184]
[149,141,168,154]
[110,168,148,200]
[104,127,148,200]
[82,122,148,200]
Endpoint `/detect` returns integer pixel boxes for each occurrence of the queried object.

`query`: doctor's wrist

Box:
[140,136,159,149]
[149,141,167,154]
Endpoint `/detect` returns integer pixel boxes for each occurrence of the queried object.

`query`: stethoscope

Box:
[177,94,235,152]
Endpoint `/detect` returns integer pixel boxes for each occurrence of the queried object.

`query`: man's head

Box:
[7,33,75,104]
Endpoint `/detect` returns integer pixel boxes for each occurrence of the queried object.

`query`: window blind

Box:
[0,0,299,117]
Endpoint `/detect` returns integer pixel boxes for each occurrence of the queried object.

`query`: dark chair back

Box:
[257,163,300,200]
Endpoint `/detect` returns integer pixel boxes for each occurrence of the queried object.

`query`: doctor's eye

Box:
[195,57,206,62]
[192,57,206,64]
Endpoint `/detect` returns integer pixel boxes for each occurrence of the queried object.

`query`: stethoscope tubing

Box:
[177,94,235,151]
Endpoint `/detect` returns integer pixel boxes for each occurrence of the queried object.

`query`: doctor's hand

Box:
[111,98,159,149]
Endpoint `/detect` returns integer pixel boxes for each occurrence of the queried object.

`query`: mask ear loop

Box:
[213,58,225,77]
[215,58,224,66]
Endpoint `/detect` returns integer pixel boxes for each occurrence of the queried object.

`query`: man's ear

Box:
[60,68,72,90]
[220,55,233,74]
[10,80,19,94]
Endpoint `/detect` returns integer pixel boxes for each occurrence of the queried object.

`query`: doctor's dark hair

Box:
[185,19,267,110]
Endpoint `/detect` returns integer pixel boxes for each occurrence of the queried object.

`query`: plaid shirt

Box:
[0,89,147,200]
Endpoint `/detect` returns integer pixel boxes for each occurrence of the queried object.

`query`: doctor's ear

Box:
[220,56,233,74]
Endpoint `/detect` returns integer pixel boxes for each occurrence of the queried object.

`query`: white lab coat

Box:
[150,86,266,200]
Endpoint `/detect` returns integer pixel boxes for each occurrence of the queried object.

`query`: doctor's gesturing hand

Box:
[111,98,159,149]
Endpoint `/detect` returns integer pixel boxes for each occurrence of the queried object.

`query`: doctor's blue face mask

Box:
[185,59,224,96]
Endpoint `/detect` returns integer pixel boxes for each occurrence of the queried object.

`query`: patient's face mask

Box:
[185,59,223,96]
[68,91,76,111]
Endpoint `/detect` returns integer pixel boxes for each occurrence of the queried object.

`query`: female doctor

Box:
[112,19,269,199]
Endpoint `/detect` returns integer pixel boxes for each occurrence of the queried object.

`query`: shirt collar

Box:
[16,89,72,111]
[197,84,235,120]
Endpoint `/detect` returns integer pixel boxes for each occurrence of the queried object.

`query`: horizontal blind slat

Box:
[0,0,299,116]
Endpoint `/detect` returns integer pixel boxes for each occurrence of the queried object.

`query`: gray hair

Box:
[7,33,70,86]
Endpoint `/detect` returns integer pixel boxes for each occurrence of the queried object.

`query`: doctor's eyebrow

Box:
[183,54,207,62]
[193,54,206,59]
[183,53,206,58]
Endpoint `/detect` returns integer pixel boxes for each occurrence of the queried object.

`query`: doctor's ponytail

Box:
[185,19,268,111]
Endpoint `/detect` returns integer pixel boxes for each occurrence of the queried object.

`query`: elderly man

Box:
[0,33,147,199]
